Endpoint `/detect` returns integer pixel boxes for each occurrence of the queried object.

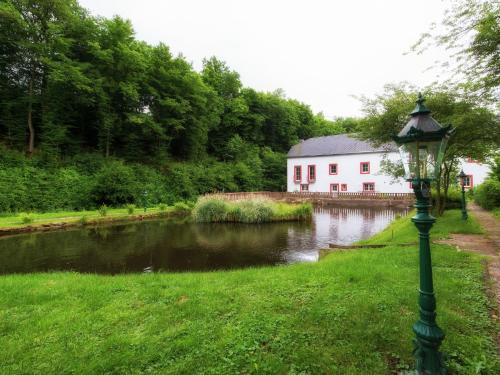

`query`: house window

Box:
[363,182,375,192]
[300,184,309,192]
[308,165,316,182]
[294,165,302,182]
[463,175,473,188]
[329,163,338,175]
[360,162,370,174]
[330,183,339,192]
[341,184,347,191]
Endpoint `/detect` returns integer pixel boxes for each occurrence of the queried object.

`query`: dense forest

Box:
[0,0,356,212]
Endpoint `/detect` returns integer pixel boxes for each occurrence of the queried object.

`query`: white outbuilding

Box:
[286,134,489,193]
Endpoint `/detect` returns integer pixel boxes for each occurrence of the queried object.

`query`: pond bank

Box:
[0,209,496,374]
[0,205,190,237]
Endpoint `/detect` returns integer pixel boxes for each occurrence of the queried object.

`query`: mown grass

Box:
[0,210,497,374]
[357,209,484,245]
[0,204,191,229]
[192,197,312,223]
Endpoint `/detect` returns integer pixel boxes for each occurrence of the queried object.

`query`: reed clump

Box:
[193,197,312,223]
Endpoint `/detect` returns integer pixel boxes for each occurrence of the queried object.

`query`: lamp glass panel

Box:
[398,139,446,180]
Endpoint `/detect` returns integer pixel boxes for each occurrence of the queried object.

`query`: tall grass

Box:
[193,197,312,223]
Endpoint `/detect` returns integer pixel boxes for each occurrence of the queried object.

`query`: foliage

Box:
[474,179,500,210]
[193,197,312,223]
[358,84,499,214]
[229,199,274,223]
[126,204,135,215]
[192,197,229,223]
[172,202,191,214]
[98,204,108,217]
[19,213,33,224]
[412,0,499,101]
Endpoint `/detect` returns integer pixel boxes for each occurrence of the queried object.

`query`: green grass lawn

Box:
[357,209,484,245]
[0,210,497,374]
[0,205,174,229]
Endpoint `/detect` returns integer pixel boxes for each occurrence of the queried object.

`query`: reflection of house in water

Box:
[313,206,408,245]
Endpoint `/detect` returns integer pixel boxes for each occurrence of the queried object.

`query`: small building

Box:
[286,134,489,193]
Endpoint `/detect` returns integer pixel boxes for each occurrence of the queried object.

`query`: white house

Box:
[286,134,489,193]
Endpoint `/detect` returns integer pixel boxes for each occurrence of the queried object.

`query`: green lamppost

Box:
[393,93,454,375]
[457,169,468,220]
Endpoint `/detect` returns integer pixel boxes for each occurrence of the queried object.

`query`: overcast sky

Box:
[79,0,449,118]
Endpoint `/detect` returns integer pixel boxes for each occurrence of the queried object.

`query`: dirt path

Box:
[436,203,499,348]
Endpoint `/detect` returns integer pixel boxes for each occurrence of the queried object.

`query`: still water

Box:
[0,206,408,274]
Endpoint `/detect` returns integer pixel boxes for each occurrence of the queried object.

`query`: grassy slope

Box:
[0,210,497,374]
[357,209,484,245]
[0,206,173,229]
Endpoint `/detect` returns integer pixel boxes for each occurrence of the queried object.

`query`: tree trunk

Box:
[105,128,110,158]
[27,78,35,156]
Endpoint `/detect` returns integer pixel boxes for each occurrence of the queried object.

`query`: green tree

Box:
[358,83,499,214]
[413,0,499,101]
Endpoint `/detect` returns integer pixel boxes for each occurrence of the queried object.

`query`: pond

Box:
[0,206,408,274]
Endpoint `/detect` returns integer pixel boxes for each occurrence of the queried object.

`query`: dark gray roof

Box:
[287,134,397,158]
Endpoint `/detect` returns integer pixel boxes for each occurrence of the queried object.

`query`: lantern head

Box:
[393,93,454,181]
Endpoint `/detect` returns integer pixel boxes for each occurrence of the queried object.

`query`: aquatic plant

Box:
[192,197,312,223]
[192,197,229,222]
[229,199,273,223]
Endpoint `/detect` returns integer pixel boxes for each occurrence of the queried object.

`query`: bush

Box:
[98,204,108,217]
[229,199,273,223]
[193,198,229,222]
[92,161,137,206]
[474,179,500,210]
[126,204,135,215]
[20,213,34,224]
[193,198,313,223]
[79,216,88,225]
[158,203,168,212]
[172,202,192,214]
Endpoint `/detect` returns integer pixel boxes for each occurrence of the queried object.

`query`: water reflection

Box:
[0,206,408,274]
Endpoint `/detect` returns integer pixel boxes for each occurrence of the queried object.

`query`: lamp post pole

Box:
[458,170,468,221]
[410,179,446,375]
[460,183,468,221]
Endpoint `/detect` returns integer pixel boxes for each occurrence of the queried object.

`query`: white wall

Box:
[287,153,492,193]
[458,159,491,189]
[287,152,412,193]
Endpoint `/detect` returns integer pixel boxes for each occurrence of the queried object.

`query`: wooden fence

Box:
[204,191,414,202]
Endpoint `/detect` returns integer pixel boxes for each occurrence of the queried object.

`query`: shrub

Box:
[98,204,108,217]
[230,199,273,223]
[474,179,500,210]
[20,213,34,224]
[92,161,137,206]
[158,203,168,212]
[193,198,229,222]
[172,202,192,214]
[79,216,88,225]
[126,204,135,215]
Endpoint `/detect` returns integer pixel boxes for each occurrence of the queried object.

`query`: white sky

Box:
[79,0,450,118]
